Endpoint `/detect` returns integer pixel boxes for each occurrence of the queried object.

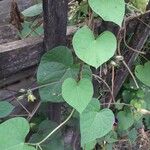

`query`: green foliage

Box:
[135,61,150,87]
[142,86,150,129]
[37,46,92,102]
[117,110,134,130]
[131,0,148,12]
[0,117,35,150]
[19,21,43,38]
[22,3,42,17]
[115,99,124,110]
[20,3,43,38]
[80,99,114,146]
[3,0,150,149]
[0,101,14,118]
[30,120,64,150]
[122,90,135,103]
[130,99,146,110]
[73,26,117,68]
[104,131,118,144]
[143,87,150,110]
[128,128,138,143]
[62,78,93,113]
[120,82,150,131]
[84,140,97,150]
[105,143,113,150]
[88,0,125,26]
[144,115,150,129]
[68,1,88,24]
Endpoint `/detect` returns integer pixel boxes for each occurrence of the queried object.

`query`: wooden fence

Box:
[0,0,150,120]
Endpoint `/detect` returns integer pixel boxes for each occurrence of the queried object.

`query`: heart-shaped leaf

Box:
[0,117,35,150]
[37,46,92,102]
[0,101,14,118]
[117,111,134,130]
[62,78,93,113]
[80,99,114,145]
[73,26,117,68]
[135,61,150,87]
[88,0,125,26]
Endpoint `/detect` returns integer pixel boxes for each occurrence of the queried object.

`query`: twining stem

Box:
[92,74,115,103]
[111,66,115,99]
[107,65,115,108]
[38,145,43,150]
[16,98,31,115]
[122,60,139,89]
[77,62,84,82]
[100,102,133,108]
[123,20,146,55]
[87,7,93,28]
[117,28,139,89]
[35,109,75,145]
[27,101,41,121]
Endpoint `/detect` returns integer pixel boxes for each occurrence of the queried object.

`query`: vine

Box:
[0,0,150,150]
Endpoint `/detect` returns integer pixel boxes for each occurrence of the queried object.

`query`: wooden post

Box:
[43,0,68,51]
[42,0,68,123]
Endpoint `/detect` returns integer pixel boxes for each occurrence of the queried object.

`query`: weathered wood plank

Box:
[0,75,36,100]
[112,4,150,98]
[0,24,19,44]
[0,66,36,88]
[0,36,44,79]
[0,25,78,81]
[105,4,150,103]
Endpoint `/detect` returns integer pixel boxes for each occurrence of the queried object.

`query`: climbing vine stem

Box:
[77,62,84,82]
[29,109,75,148]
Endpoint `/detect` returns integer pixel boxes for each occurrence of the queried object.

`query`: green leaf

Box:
[88,0,125,26]
[0,101,14,118]
[117,111,134,130]
[115,99,124,110]
[135,61,150,87]
[30,120,64,150]
[105,144,113,150]
[104,131,118,143]
[37,46,92,102]
[22,3,42,17]
[0,117,35,150]
[122,90,135,103]
[130,99,146,110]
[38,64,91,103]
[19,22,31,37]
[136,90,145,99]
[143,87,150,110]
[62,78,93,113]
[19,21,44,38]
[73,26,117,68]
[144,115,150,129]
[128,128,138,143]
[83,98,100,112]
[131,0,148,12]
[39,46,73,66]
[80,100,114,145]
[84,140,97,150]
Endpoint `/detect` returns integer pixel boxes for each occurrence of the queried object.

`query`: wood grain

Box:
[0,36,44,79]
